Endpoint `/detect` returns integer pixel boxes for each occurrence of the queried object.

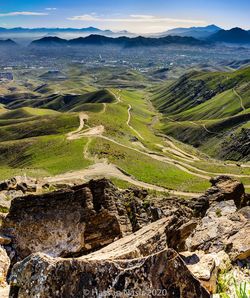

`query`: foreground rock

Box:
[186,200,250,261]
[0,177,37,194]
[1,179,133,264]
[84,216,194,261]
[10,250,209,298]
[0,176,248,297]
[1,178,195,266]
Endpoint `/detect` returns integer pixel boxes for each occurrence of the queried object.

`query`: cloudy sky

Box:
[0,0,249,33]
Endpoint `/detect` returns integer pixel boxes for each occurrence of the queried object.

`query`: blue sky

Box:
[0,0,249,33]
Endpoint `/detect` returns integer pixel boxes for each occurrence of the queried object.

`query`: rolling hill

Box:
[0,89,116,112]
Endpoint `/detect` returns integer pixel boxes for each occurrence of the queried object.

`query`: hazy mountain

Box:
[30,34,206,48]
[208,27,250,44]
[156,25,221,39]
[0,27,111,34]
[30,36,67,46]
[0,27,136,39]
[0,39,17,46]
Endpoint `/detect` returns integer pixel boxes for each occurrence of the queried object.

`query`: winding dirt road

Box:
[67,113,88,140]
[127,104,144,140]
[62,100,250,194]
[46,162,201,197]
[233,88,245,111]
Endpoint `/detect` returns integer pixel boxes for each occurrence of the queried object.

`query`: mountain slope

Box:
[152,67,250,161]
[0,39,17,46]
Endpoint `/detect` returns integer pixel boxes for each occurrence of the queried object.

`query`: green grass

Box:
[4,89,116,112]
[0,107,59,119]
[173,89,243,121]
[110,178,134,189]
[0,135,92,179]
[0,113,79,142]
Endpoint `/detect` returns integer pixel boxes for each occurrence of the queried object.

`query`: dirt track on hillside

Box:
[62,100,250,193]
[46,162,201,197]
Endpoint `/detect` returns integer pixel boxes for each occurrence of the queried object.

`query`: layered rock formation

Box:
[0,175,248,297]
[186,201,250,261]
[1,179,132,263]
[8,215,209,297]
[9,249,210,298]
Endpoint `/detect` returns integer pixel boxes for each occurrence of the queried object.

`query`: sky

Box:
[0,0,249,33]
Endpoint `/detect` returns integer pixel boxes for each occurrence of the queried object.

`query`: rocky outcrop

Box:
[188,175,248,217]
[0,176,248,297]
[121,189,194,234]
[186,200,250,261]
[0,246,10,286]
[83,216,193,261]
[1,179,132,264]
[1,178,196,265]
[9,249,210,298]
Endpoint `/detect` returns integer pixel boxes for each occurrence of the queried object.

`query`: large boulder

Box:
[188,175,248,217]
[205,175,246,206]
[186,200,250,261]
[84,216,193,261]
[9,250,210,298]
[0,179,133,264]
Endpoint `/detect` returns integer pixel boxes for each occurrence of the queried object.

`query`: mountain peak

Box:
[209,27,250,43]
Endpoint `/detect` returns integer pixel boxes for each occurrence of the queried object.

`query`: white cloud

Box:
[0,11,48,17]
[67,14,205,25]
[68,14,97,21]
[45,8,57,11]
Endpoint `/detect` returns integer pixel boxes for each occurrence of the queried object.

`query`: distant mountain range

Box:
[30,34,206,48]
[0,27,136,39]
[0,26,111,34]
[1,25,250,47]
[157,25,222,39]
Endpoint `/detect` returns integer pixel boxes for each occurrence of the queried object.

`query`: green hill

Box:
[152,67,250,161]
[1,89,116,112]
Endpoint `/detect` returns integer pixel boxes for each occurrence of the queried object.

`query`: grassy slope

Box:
[152,67,250,115]
[0,135,92,179]
[152,67,250,161]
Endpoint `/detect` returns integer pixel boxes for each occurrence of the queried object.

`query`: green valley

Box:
[1,64,250,195]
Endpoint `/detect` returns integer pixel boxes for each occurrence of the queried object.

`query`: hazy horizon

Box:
[0,0,249,34]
